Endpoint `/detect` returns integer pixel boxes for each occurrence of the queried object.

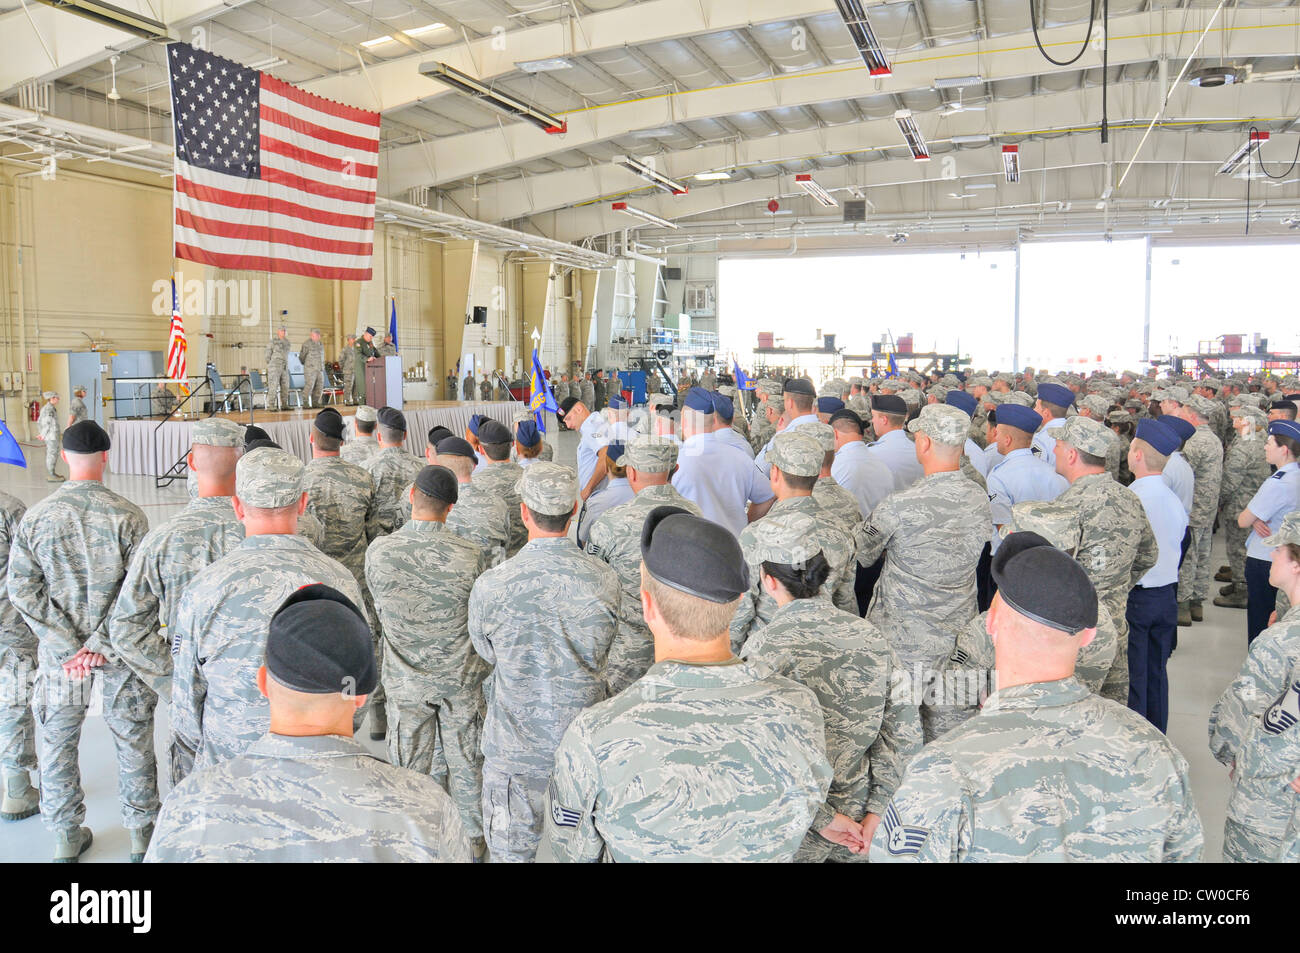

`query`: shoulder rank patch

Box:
[1263,680,1300,735]
[883,803,929,856]
[551,799,581,828]
[950,648,970,666]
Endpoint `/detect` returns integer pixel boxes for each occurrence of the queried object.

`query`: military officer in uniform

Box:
[1030,381,1074,470]
[7,421,157,862]
[469,419,527,556]
[544,507,832,862]
[378,333,397,358]
[37,391,62,482]
[674,387,775,537]
[298,328,326,408]
[353,328,379,405]
[108,418,245,782]
[67,387,88,428]
[1173,393,1225,626]
[422,436,511,567]
[265,325,292,411]
[361,406,425,538]
[585,436,702,695]
[341,404,380,466]
[468,463,620,862]
[1237,420,1300,644]
[872,531,1203,862]
[863,394,922,490]
[797,420,864,536]
[0,490,38,822]
[1215,407,1272,609]
[340,334,357,404]
[146,585,471,863]
[985,403,1068,547]
[170,447,364,774]
[367,466,491,857]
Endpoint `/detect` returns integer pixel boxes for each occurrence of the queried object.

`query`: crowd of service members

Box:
[2,362,1299,862]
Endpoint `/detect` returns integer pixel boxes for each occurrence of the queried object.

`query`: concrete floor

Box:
[0,429,1247,861]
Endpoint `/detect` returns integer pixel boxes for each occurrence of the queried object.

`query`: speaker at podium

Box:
[365,355,403,410]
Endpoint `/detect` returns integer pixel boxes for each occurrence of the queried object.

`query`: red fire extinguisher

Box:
[28,400,40,421]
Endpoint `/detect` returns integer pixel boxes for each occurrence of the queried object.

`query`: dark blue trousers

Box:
[1246,556,1277,645]
[1127,583,1178,733]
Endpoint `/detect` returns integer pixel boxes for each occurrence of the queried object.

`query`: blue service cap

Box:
[945,390,977,417]
[468,413,486,436]
[608,393,627,410]
[816,396,844,415]
[604,441,627,465]
[996,403,1042,434]
[683,386,715,414]
[954,371,968,384]
[516,419,541,448]
[1163,415,1195,443]
[1135,418,1180,456]
[1037,382,1075,408]
[711,391,735,420]
[1270,419,1300,442]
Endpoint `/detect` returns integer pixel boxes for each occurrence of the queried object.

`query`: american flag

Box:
[166,276,189,394]
[167,42,380,280]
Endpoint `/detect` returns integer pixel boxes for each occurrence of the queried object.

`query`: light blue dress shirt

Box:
[754,413,818,476]
[831,440,896,520]
[673,431,775,537]
[1162,451,1194,517]
[1129,474,1189,587]
[1030,416,1067,470]
[863,428,923,490]
[986,447,1069,551]
[1245,461,1300,561]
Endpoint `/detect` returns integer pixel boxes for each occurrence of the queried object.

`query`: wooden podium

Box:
[364,356,403,410]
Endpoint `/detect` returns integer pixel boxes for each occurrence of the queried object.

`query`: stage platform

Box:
[107,400,542,477]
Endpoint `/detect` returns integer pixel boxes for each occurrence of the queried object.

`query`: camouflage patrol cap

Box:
[906,403,968,447]
[512,408,535,424]
[898,387,922,407]
[623,434,679,473]
[310,327,321,335]
[995,372,1016,386]
[717,384,739,399]
[766,395,786,415]
[355,405,378,423]
[1056,416,1112,458]
[1157,385,1190,405]
[647,393,675,409]
[1184,394,1217,420]
[1263,510,1300,549]
[191,417,245,448]
[940,374,961,389]
[1233,393,1265,409]
[1105,410,1134,426]
[516,462,578,516]
[769,431,823,477]
[928,384,950,402]
[1009,500,1083,555]
[1230,405,1267,427]
[967,374,993,389]
[236,446,305,508]
[794,420,836,453]
[1079,394,1111,419]
[1001,391,1036,407]
[757,379,783,397]
[748,510,824,567]
[848,376,865,388]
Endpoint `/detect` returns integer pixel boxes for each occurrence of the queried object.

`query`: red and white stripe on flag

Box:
[166,306,189,395]
[169,43,380,281]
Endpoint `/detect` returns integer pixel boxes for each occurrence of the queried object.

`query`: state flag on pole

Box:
[389,297,399,352]
[167,42,381,280]
[0,419,26,468]
[529,348,558,433]
[166,277,190,395]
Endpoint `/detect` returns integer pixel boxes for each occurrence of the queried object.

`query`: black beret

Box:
[244,425,271,447]
[991,532,1098,634]
[63,420,111,453]
[559,396,582,414]
[434,436,476,459]
[478,419,512,445]
[313,410,344,440]
[828,408,864,432]
[266,584,377,695]
[414,464,458,505]
[377,406,407,432]
[427,425,453,446]
[871,394,907,415]
[783,378,816,398]
[640,506,749,604]
[245,438,281,452]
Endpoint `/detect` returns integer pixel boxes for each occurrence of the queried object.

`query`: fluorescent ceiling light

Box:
[613,155,688,195]
[950,134,991,145]
[404,23,447,37]
[420,61,567,134]
[692,171,732,181]
[515,57,573,73]
[612,201,678,229]
[32,0,170,41]
[246,57,287,71]
[947,192,976,199]
[934,75,983,90]
[1218,131,1269,175]
[833,0,891,75]
[966,182,997,190]
[361,36,396,48]
[795,173,837,208]
[1002,144,1020,183]
[894,109,929,161]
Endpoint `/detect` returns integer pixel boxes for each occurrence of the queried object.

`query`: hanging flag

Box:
[0,419,26,468]
[166,277,190,395]
[733,359,754,390]
[529,348,559,433]
[388,297,399,352]
[888,353,899,378]
[167,42,380,280]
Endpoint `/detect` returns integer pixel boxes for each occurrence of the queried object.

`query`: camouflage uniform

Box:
[585,484,701,695]
[297,508,325,550]
[367,518,491,850]
[340,344,356,404]
[408,479,511,567]
[0,492,37,787]
[298,334,326,407]
[37,400,60,478]
[812,476,863,537]
[748,413,776,455]
[1218,424,1270,593]
[68,395,88,425]
[479,377,492,401]
[362,446,425,537]
[471,461,527,557]
[145,733,473,862]
[872,677,1204,862]
[378,340,398,358]
[1178,423,1224,606]
[265,334,292,410]
[6,481,158,833]
[545,657,833,862]
[856,470,992,741]
[742,598,922,862]
[1209,603,1300,862]
[469,526,620,863]
[580,377,595,409]
[353,337,379,403]
[340,433,379,467]
[303,456,379,581]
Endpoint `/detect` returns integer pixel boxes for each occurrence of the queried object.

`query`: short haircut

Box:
[241,501,299,520]
[355,419,376,435]
[873,410,906,429]
[776,468,817,493]
[1000,426,1033,449]
[312,426,342,453]
[378,425,405,445]
[437,453,473,479]
[831,416,863,436]
[481,440,511,462]
[1284,543,1300,567]
[1075,448,1107,469]
[190,443,240,478]
[1038,400,1069,419]
[411,485,451,519]
[1275,402,1297,421]
[640,563,740,640]
[516,439,543,459]
[761,553,831,600]
[1131,437,1168,472]
[524,502,572,533]
[787,392,814,414]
